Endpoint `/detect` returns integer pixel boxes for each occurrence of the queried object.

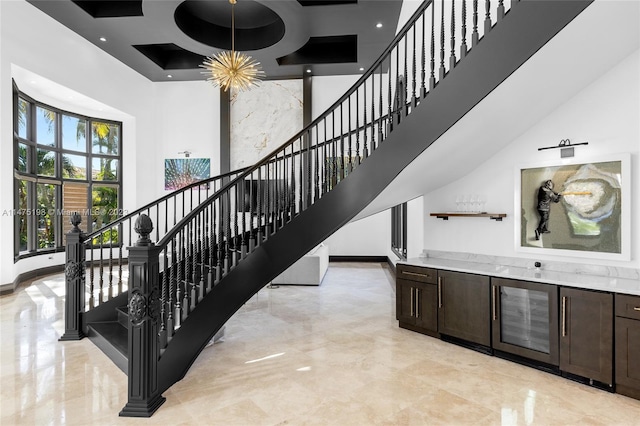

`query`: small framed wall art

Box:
[515,153,630,260]
[164,158,211,191]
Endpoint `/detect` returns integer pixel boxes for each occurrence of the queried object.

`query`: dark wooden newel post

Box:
[60,212,86,341]
[120,214,166,417]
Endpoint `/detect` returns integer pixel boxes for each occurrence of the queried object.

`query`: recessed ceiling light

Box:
[359,67,365,71]
[167,75,173,78]
[306,69,311,73]
[99,37,107,42]
[376,23,383,28]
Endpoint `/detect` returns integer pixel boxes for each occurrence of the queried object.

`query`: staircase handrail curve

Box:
[154,1,435,249]
[116,0,585,416]
[302,0,432,133]
[82,167,248,244]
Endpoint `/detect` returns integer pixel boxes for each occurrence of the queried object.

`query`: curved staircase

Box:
[59,0,593,416]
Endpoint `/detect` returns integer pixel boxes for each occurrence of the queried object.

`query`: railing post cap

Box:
[134,214,154,247]
[69,212,83,233]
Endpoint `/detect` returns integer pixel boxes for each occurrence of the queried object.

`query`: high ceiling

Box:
[27,0,404,82]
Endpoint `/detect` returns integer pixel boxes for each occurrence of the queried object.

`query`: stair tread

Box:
[88,321,128,357]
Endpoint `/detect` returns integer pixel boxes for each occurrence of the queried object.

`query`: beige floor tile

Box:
[2,263,640,425]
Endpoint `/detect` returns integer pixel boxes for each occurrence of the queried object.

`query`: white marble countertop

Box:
[399,257,640,296]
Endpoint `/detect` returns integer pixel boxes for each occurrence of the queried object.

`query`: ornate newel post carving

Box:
[60,212,86,341]
[120,214,166,417]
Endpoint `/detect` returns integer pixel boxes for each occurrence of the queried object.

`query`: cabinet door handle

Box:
[492,285,497,321]
[634,307,640,311]
[561,296,567,337]
[410,287,415,317]
[403,271,430,279]
[438,277,443,308]
[415,288,420,319]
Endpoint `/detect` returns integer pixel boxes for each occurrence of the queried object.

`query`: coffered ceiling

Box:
[27,0,403,82]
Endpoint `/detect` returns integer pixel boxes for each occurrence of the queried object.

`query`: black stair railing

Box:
[59,168,247,341]
[110,0,523,416]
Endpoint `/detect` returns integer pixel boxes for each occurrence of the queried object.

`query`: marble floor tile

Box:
[1,262,640,425]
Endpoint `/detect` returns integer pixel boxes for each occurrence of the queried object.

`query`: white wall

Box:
[422,49,640,269]
[154,81,221,195]
[325,211,391,257]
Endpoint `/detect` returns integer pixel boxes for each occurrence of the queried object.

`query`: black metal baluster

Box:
[348,97,353,173]
[89,243,95,308]
[379,63,383,142]
[387,55,392,134]
[355,94,360,167]
[99,237,104,304]
[396,45,401,125]
[184,222,192,316]
[412,24,417,108]
[267,158,278,231]
[450,0,456,70]
[192,216,200,307]
[232,186,239,266]
[175,230,182,327]
[314,127,320,200]
[108,239,113,299]
[289,144,296,219]
[370,74,376,152]
[323,118,328,192]
[484,0,491,35]
[225,191,232,274]
[209,202,216,291]
[167,238,175,341]
[403,34,408,116]
[257,169,264,239]
[118,224,123,294]
[439,0,446,80]
[421,10,427,98]
[248,174,255,251]
[159,250,168,350]
[239,181,246,258]
[331,110,337,190]
[461,0,468,58]
[217,198,224,282]
[363,84,368,160]
[472,0,479,46]
[201,209,207,296]
[299,138,304,213]
[173,195,177,226]
[340,104,345,181]
[498,0,504,21]
[430,3,436,90]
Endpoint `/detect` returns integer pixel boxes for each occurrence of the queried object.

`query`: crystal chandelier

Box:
[200,0,265,92]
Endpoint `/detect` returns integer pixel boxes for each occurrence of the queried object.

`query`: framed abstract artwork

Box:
[164,158,211,191]
[515,153,630,260]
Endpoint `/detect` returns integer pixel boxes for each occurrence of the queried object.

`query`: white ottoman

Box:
[272,244,329,286]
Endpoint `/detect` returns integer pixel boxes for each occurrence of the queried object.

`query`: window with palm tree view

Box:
[13,83,122,258]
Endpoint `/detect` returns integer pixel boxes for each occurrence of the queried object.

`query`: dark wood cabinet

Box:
[437,270,491,347]
[559,287,613,386]
[615,293,640,400]
[491,277,559,365]
[396,265,438,337]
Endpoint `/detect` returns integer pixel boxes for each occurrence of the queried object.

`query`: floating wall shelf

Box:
[430,213,507,221]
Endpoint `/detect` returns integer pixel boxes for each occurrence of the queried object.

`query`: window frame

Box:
[12,81,123,261]
[391,202,407,260]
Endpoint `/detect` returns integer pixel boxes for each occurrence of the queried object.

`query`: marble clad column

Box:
[230,80,303,170]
